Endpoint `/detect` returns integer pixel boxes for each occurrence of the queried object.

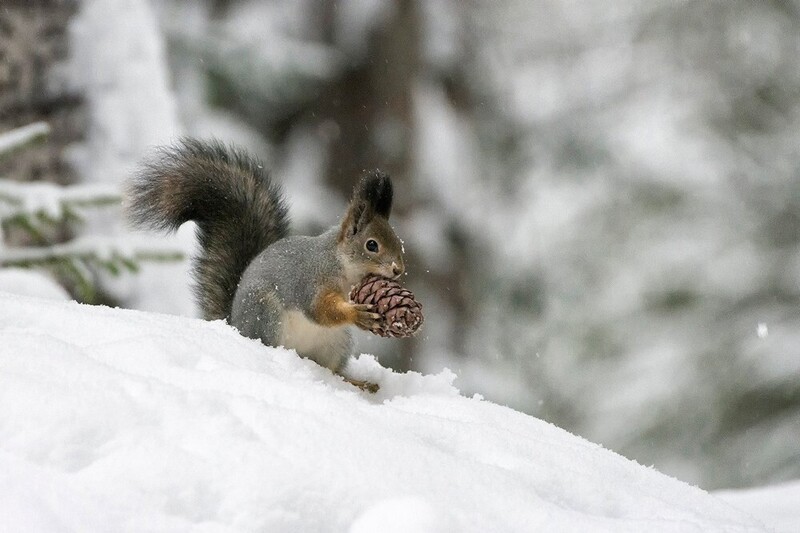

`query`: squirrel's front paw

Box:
[353,303,381,332]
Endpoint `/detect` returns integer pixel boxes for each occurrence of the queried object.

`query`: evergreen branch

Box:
[0,191,21,207]
[0,180,122,228]
[0,122,51,160]
[3,214,49,245]
[0,237,184,271]
[59,257,97,303]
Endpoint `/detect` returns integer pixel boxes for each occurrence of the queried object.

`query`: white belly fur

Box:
[279,310,350,370]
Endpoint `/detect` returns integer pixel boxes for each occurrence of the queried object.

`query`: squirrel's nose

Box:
[391,262,403,278]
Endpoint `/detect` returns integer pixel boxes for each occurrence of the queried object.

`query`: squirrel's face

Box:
[354,218,405,280]
[338,171,405,282]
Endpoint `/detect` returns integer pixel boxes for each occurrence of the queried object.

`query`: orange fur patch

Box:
[312,288,356,326]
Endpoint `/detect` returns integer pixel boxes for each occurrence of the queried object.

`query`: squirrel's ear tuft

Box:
[340,170,393,241]
[355,170,393,219]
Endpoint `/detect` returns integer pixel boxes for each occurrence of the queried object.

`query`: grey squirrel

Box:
[127,138,405,391]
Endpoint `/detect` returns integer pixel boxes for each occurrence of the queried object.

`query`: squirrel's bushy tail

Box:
[127,138,289,320]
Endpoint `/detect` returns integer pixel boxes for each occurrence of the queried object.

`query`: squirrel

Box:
[127,138,405,391]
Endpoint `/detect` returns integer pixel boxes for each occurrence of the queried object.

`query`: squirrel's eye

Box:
[365,239,379,253]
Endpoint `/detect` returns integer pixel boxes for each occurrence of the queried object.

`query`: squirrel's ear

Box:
[358,170,393,219]
[339,170,393,239]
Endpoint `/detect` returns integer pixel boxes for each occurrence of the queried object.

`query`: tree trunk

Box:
[0,0,84,185]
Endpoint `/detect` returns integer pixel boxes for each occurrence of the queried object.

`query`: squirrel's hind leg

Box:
[230,287,283,348]
[342,377,380,393]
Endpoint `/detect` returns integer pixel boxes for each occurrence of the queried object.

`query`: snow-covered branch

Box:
[0,180,122,245]
[0,235,184,302]
[0,119,186,304]
[0,236,184,271]
[0,122,51,157]
[0,180,121,222]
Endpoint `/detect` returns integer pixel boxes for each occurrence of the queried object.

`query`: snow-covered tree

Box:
[0,123,182,302]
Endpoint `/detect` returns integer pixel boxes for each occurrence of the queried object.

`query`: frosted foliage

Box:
[0,123,50,155]
[412,1,800,490]
[0,181,118,220]
[68,0,194,316]
[0,294,782,532]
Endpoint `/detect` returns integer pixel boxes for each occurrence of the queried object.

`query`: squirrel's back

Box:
[127,138,289,320]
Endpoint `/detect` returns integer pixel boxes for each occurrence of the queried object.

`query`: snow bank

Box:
[715,481,800,533]
[0,293,769,532]
[0,269,70,301]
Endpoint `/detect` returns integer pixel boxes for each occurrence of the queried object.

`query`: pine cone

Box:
[349,274,424,338]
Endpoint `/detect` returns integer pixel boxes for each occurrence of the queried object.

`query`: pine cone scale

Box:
[349,274,424,338]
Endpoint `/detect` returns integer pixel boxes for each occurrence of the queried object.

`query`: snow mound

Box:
[0,269,70,301]
[715,481,800,533]
[0,293,768,532]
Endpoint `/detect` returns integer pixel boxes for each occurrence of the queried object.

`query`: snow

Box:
[68,0,195,317]
[69,0,179,184]
[0,234,182,267]
[0,292,775,532]
[0,122,50,155]
[0,269,69,301]
[715,481,800,533]
[349,496,444,533]
[0,180,119,220]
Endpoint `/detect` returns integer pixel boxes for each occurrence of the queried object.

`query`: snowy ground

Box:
[0,292,790,532]
[715,481,800,533]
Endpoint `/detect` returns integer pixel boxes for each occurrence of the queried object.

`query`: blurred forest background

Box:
[1,0,799,491]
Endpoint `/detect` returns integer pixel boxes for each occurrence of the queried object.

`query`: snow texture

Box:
[0,234,181,267]
[0,269,70,301]
[715,480,800,533]
[0,292,772,532]
[0,180,119,220]
[0,122,50,155]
